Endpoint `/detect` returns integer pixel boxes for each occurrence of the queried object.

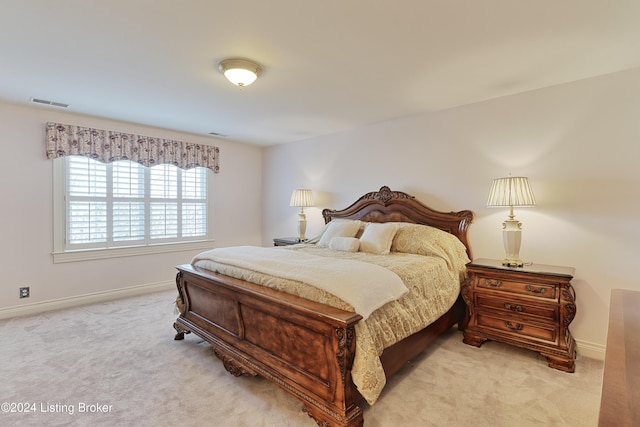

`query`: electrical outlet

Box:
[19,287,30,298]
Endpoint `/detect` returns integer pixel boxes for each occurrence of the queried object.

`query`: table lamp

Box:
[487,175,536,267]
[290,188,314,241]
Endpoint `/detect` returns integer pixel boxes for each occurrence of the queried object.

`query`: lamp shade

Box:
[218,58,262,87]
[290,189,314,207]
[487,176,536,207]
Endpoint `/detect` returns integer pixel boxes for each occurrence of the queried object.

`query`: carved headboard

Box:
[322,186,474,259]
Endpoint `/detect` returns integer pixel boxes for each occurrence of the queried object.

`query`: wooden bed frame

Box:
[173,186,474,426]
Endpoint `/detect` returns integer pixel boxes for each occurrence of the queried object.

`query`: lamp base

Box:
[502,258,524,268]
[297,210,307,242]
[502,218,523,268]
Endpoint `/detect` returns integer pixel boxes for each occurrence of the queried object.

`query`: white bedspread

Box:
[192,246,408,320]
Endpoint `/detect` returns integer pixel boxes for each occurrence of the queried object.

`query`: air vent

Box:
[30,98,69,108]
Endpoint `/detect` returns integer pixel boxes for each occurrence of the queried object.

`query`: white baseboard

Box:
[576,338,606,361]
[0,281,175,320]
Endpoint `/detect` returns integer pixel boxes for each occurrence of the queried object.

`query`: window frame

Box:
[52,157,215,263]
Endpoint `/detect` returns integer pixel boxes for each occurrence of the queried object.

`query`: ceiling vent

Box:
[30,98,69,108]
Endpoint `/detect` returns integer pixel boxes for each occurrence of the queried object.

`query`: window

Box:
[53,156,214,262]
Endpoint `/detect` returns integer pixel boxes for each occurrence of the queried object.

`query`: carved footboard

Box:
[173,264,364,427]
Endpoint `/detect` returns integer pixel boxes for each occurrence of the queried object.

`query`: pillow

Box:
[317,219,362,246]
[390,222,470,275]
[329,237,360,252]
[358,223,399,255]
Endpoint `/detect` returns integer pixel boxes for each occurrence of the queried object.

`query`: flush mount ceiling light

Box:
[218,58,262,87]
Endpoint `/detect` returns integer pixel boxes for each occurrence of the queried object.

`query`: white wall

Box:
[0,102,263,312]
[3,66,638,355]
[263,67,640,354]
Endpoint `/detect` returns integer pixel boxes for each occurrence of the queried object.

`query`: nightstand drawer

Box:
[476,312,558,343]
[476,276,557,300]
[475,294,559,322]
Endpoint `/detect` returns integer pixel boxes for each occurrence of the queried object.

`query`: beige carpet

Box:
[0,290,603,427]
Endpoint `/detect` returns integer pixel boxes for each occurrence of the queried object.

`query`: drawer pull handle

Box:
[485,279,502,287]
[504,303,523,312]
[504,321,523,331]
[526,285,546,294]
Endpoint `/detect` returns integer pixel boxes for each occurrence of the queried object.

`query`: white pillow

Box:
[359,223,399,255]
[317,220,362,246]
[329,237,360,252]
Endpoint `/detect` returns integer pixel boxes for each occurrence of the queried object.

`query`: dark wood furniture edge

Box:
[174,186,474,426]
[599,289,640,427]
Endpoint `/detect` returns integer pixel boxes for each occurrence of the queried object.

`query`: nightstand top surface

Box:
[273,237,302,244]
[469,258,575,278]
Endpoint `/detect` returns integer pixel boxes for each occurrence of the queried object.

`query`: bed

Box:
[173,186,474,427]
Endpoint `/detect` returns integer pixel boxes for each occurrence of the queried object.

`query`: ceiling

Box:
[1,1,639,146]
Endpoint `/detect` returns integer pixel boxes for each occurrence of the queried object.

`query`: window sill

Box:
[52,240,216,264]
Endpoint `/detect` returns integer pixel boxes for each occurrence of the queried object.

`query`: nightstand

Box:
[273,237,301,246]
[461,258,577,372]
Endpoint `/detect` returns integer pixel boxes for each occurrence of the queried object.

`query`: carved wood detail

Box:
[561,283,577,327]
[361,185,414,203]
[302,406,332,427]
[335,326,356,385]
[173,321,189,340]
[460,277,473,315]
[213,347,258,377]
[175,271,186,315]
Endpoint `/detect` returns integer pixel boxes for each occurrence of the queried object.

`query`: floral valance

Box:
[45,122,219,173]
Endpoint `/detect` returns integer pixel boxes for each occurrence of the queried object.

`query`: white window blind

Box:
[63,156,209,251]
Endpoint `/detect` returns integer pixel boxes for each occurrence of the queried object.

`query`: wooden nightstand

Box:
[273,237,301,246]
[461,258,577,372]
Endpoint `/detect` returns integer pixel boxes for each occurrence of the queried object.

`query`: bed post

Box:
[173,271,190,340]
[301,325,364,427]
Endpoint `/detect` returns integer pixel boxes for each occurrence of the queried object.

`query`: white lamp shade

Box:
[290,189,314,207]
[487,176,536,207]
